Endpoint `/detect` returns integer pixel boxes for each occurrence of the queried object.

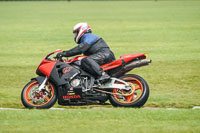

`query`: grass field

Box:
[0,108,200,133]
[0,1,200,132]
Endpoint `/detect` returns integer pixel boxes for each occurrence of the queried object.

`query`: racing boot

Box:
[97,72,110,84]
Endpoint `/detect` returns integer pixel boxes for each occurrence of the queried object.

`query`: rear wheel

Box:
[109,74,149,107]
[21,80,57,109]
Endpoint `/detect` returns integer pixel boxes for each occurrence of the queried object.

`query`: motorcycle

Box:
[21,49,151,109]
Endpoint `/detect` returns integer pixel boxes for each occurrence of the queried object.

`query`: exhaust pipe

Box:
[124,59,151,70]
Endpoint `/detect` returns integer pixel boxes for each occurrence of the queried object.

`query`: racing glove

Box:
[56,52,65,60]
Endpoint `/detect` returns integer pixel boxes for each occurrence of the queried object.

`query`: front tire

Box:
[21,80,57,109]
[109,74,149,107]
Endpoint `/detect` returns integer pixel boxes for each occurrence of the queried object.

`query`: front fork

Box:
[37,76,48,92]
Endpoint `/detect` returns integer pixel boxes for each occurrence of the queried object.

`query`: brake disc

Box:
[29,85,48,102]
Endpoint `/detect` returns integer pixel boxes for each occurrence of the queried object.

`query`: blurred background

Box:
[0,0,199,108]
[0,1,200,133]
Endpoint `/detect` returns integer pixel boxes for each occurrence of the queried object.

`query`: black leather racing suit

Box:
[61,33,115,78]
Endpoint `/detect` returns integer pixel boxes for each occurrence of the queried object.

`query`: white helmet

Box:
[73,22,91,43]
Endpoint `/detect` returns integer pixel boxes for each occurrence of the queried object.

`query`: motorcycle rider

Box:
[56,22,115,83]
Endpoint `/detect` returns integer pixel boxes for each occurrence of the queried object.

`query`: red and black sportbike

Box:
[21,49,151,109]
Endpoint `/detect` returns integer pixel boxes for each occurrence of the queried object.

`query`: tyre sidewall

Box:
[21,80,57,109]
[109,74,149,107]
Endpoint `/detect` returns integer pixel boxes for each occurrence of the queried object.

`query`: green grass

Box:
[0,2,200,105]
[0,1,200,133]
[0,108,200,133]
[0,1,199,108]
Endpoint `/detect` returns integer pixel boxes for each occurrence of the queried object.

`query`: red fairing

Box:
[38,60,56,77]
[65,53,147,71]
[102,53,147,71]
[36,50,62,77]
[120,53,146,63]
[65,56,87,63]
[101,59,122,71]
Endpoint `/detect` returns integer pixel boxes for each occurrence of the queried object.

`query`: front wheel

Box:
[21,80,57,109]
[109,74,149,107]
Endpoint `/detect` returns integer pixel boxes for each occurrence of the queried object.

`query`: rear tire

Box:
[21,80,57,109]
[109,74,149,107]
